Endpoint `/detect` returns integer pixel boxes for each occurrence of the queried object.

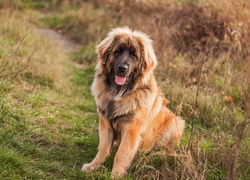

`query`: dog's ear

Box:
[138,38,157,72]
[96,36,117,65]
[139,43,147,72]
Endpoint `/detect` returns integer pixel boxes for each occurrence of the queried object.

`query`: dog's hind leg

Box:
[165,117,185,152]
[82,115,114,172]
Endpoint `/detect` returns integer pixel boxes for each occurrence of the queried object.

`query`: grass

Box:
[0,0,250,179]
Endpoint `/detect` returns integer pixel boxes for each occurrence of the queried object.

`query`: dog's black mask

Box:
[112,43,139,86]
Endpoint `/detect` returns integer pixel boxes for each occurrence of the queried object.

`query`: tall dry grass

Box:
[0,7,69,91]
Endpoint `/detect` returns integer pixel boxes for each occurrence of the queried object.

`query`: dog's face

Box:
[95,27,158,88]
[109,37,142,86]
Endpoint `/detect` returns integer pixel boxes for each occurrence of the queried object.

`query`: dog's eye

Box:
[131,52,138,59]
[115,48,123,54]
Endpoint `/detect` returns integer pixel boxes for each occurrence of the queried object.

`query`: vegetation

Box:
[0,0,249,179]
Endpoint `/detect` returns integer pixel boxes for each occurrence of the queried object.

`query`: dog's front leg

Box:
[82,115,114,172]
[111,120,143,177]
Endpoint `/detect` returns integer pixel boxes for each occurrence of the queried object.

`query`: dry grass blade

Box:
[164,150,200,180]
[0,31,28,75]
[227,120,248,180]
[187,36,214,150]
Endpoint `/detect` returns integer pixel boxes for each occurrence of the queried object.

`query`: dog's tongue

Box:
[115,76,127,85]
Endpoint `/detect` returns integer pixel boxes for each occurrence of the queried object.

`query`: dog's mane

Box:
[92,27,159,124]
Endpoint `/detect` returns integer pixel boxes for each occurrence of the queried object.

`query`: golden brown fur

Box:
[82,27,185,178]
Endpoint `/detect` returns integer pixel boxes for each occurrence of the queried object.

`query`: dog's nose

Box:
[118,64,129,73]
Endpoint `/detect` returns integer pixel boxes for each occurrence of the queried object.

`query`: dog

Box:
[82,27,185,178]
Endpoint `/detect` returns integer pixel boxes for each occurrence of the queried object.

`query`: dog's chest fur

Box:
[92,73,157,125]
[97,98,134,123]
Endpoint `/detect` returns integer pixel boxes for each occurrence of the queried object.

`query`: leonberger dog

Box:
[82,27,185,178]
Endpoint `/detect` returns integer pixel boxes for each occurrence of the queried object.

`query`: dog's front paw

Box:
[82,163,98,172]
[111,169,127,179]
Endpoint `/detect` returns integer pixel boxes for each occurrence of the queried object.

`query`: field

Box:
[0,0,249,179]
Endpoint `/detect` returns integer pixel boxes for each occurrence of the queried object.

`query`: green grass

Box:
[0,0,249,179]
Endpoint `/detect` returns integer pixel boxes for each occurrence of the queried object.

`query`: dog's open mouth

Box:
[115,75,129,85]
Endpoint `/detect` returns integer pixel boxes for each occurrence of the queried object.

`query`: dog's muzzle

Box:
[115,63,129,85]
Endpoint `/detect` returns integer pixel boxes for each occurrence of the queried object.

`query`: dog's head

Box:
[95,27,157,87]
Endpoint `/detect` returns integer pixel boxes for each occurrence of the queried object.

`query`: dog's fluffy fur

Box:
[82,27,185,177]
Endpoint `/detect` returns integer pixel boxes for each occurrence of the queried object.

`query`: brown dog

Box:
[82,27,185,178]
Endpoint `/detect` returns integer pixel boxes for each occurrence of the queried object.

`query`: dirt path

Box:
[36,28,80,53]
